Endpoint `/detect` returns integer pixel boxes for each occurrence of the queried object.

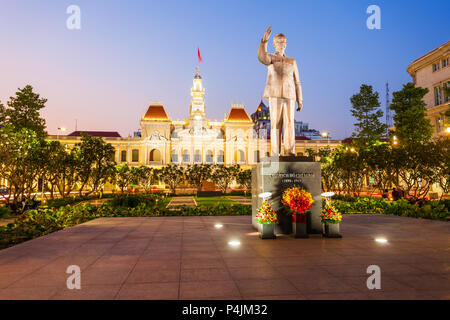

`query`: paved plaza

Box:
[226,196,252,205]
[0,215,448,300]
[166,196,197,209]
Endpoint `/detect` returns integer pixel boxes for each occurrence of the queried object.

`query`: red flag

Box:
[198,48,203,63]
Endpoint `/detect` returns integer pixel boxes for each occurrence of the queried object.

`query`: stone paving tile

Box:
[180,280,241,299]
[0,286,60,300]
[50,285,121,300]
[180,268,232,282]
[236,279,299,297]
[125,267,180,284]
[0,215,448,300]
[116,282,179,300]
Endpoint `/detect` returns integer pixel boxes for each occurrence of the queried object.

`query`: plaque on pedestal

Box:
[252,157,322,235]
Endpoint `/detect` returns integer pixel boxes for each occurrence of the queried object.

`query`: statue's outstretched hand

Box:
[263,25,272,42]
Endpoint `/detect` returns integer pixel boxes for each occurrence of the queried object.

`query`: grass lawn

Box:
[194,196,236,207]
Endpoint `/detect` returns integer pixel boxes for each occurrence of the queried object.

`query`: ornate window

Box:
[132,149,139,162]
[217,150,224,163]
[121,150,127,162]
[194,150,202,163]
[206,150,213,163]
[435,86,442,106]
[183,150,190,163]
[171,150,179,163]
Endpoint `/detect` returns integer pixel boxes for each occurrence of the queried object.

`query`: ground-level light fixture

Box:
[446,127,450,133]
[214,223,223,229]
[375,238,388,244]
[228,240,241,247]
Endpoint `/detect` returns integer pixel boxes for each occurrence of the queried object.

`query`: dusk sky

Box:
[0,0,449,139]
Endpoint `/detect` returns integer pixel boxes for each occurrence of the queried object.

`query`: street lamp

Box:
[321,131,330,146]
[393,135,398,145]
[57,127,66,140]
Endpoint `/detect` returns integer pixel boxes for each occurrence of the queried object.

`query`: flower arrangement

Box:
[256,200,278,224]
[321,202,342,224]
[282,186,314,215]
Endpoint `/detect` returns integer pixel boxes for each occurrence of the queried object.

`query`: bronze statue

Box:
[258,25,303,156]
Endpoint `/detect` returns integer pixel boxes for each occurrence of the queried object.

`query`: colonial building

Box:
[49,67,340,166]
[407,40,450,137]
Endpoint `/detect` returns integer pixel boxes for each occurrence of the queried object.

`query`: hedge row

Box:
[329,197,449,221]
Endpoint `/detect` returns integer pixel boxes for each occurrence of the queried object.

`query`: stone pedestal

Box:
[252,157,322,234]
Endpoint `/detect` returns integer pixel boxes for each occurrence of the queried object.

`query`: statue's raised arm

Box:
[258,25,272,65]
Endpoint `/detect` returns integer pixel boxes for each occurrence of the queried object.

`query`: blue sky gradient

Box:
[0,0,449,138]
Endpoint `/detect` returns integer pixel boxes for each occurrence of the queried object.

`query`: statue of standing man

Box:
[258,25,303,157]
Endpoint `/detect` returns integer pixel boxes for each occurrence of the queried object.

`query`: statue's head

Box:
[273,33,287,53]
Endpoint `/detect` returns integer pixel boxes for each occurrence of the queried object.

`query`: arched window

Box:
[217,150,224,163]
[238,150,245,163]
[183,149,190,163]
[171,150,178,163]
[149,149,161,162]
[206,150,213,163]
[194,150,201,163]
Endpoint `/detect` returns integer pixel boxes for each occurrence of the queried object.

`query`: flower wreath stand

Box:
[256,200,277,239]
[292,210,309,238]
[321,202,342,238]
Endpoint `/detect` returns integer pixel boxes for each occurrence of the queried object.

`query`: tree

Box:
[212,164,240,193]
[236,169,252,195]
[0,127,42,211]
[1,85,47,138]
[160,164,184,194]
[389,83,433,146]
[76,133,116,195]
[434,138,450,199]
[115,164,132,192]
[137,166,159,193]
[41,141,80,198]
[332,146,365,196]
[350,84,387,145]
[185,164,213,191]
[362,142,396,194]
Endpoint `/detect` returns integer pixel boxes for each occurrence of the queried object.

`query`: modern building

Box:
[407,40,450,137]
[49,67,340,167]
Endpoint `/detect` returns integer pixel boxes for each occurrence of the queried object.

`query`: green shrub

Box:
[45,193,114,209]
[0,206,11,218]
[331,197,449,221]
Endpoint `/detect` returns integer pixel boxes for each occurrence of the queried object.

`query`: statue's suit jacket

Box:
[258,40,302,104]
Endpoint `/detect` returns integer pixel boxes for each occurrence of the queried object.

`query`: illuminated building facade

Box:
[50,67,340,167]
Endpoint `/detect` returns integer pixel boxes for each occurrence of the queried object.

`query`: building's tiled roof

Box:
[67,131,121,138]
[143,104,169,120]
[256,100,268,112]
[295,136,311,140]
[226,107,252,122]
